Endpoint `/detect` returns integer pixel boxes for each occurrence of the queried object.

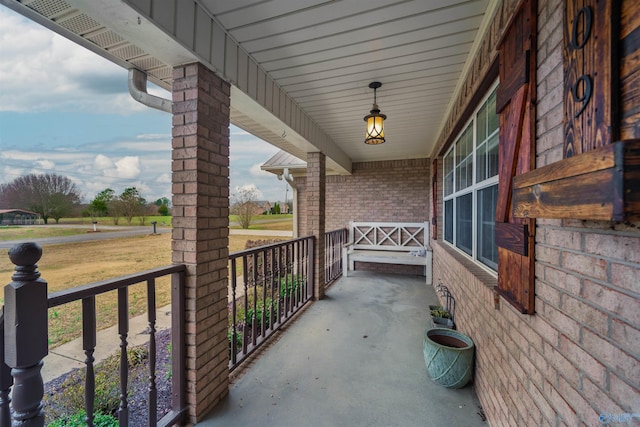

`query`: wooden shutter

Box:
[495,0,537,314]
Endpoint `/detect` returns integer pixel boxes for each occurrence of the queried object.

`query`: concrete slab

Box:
[200,271,486,427]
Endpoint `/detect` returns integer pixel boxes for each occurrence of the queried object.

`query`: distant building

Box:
[250,201,271,215]
[0,209,39,225]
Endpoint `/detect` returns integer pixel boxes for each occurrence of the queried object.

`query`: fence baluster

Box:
[147,278,157,426]
[231,258,238,365]
[242,257,249,356]
[82,296,97,427]
[118,287,129,426]
[251,253,258,346]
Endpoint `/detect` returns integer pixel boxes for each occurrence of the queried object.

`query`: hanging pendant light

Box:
[364,81,387,145]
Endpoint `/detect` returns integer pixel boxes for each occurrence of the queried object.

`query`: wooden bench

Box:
[342,221,433,284]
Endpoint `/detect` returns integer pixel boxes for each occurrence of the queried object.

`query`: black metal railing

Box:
[1,243,187,427]
[47,265,187,427]
[3,231,343,424]
[228,236,314,371]
[325,228,347,286]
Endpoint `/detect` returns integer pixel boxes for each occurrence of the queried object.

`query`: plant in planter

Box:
[423,328,475,388]
[429,306,454,329]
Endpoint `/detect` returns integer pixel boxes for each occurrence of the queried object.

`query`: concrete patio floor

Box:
[200,271,486,427]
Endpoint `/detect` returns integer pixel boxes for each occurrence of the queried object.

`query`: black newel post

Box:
[5,243,48,427]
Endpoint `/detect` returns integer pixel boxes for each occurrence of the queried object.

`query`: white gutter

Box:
[128,69,172,113]
[278,168,298,237]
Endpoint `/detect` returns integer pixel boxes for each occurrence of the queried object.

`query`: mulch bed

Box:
[43,328,172,426]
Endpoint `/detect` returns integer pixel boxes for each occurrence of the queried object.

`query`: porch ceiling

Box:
[1,0,496,173]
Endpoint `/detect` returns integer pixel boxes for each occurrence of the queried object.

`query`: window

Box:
[443,87,498,270]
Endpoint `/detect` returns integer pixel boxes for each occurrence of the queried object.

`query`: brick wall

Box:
[430,0,640,425]
[295,158,429,276]
[307,152,326,298]
[172,63,231,423]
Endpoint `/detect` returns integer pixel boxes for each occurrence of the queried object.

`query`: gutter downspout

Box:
[128,69,172,113]
[279,168,298,238]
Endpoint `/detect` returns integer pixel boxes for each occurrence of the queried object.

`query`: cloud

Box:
[114,157,140,178]
[0,8,148,114]
[99,156,141,179]
[137,133,171,140]
[0,8,285,203]
[250,163,271,177]
[156,173,171,183]
[95,154,114,170]
[35,159,55,169]
[233,184,264,200]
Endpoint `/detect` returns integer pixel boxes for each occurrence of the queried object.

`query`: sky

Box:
[0,6,289,205]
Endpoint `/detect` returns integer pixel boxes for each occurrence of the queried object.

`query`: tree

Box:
[230,185,260,229]
[155,197,170,207]
[155,196,171,216]
[119,187,146,225]
[89,188,116,220]
[158,203,169,216]
[0,173,81,224]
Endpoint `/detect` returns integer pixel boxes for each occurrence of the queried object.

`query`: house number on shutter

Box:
[568,7,593,119]
[563,0,617,158]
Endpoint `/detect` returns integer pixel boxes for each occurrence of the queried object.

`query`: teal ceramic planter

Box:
[423,328,475,388]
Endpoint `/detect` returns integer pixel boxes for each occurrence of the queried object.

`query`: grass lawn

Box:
[231,219,293,231]
[0,226,112,241]
[0,230,289,348]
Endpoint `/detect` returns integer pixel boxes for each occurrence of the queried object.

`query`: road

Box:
[0,222,292,249]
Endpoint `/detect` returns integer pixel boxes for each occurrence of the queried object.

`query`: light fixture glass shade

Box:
[364,107,386,145]
[364,81,386,144]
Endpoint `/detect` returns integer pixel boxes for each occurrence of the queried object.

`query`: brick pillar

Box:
[171,63,230,423]
[307,152,326,299]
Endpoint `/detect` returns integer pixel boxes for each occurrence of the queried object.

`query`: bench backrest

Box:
[348,221,430,252]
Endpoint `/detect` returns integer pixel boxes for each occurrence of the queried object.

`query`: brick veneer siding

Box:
[172,63,230,423]
[429,1,640,425]
[307,152,326,299]
[295,158,430,277]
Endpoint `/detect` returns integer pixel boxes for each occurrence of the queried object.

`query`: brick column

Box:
[307,152,326,299]
[172,63,230,423]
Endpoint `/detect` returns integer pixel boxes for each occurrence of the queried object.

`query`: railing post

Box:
[4,242,48,427]
[307,237,315,299]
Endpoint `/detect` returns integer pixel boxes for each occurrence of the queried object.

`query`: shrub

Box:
[48,410,118,427]
[228,327,243,356]
[45,347,148,422]
[280,275,303,298]
[246,298,275,328]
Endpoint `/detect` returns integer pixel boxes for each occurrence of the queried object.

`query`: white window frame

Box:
[443,83,499,273]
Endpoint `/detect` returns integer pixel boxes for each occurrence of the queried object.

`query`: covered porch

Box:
[1,0,638,425]
[203,271,484,427]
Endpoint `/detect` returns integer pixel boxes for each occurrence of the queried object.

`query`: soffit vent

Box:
[86,30,125,49]
[17,0,174,90]
[148,66,172,81]
[110,44,145,61]
[24,0,71,18]
[129,55,163,71]
[57,13,101,35]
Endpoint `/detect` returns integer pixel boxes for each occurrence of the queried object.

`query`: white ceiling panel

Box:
[4,0,496,169]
